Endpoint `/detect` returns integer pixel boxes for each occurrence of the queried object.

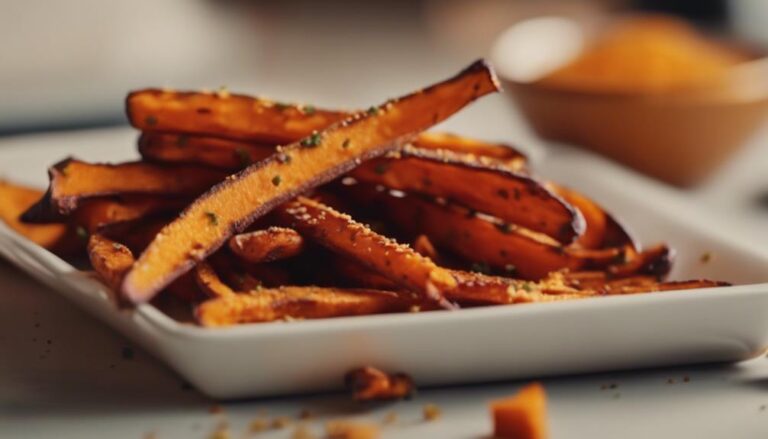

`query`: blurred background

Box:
[2,0,767,224]
[3,0,767,134]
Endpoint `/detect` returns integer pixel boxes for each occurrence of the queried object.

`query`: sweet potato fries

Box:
[0,59,727,327]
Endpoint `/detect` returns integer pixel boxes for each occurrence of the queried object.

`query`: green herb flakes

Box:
[205,211,219,226]
[76,226,89,241]
[300,132,322,148]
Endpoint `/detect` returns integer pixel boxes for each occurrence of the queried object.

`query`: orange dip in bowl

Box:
[538,16,747,94]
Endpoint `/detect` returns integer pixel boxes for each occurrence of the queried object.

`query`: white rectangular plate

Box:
[2,128,768,399]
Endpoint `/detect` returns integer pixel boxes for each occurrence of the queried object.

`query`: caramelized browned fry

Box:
[128,89,348,144]
[122,61,499,304]
[352,146,582,243]
[229,226,304,264]
[139,132,275,169]
[340,183,582,280]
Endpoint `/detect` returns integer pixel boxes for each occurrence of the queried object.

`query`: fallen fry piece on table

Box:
[276,197,457,302]
[88,233,135,292]
[351,145,582,243]
[196,287,419,326]
[139,132,275,169]
[22,159,226,219]
[344,366,415,401]
[325,420,381,439]
[491,382,549,439]
[122,60,499,304]
[229,226,304,263]
[0,180,77,252]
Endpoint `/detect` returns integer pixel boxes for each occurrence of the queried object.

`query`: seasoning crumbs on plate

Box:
[422,403,441,421]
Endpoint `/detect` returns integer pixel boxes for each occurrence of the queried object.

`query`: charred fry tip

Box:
[465,58,503,92]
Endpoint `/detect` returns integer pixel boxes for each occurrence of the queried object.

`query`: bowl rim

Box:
[500,69,768,106]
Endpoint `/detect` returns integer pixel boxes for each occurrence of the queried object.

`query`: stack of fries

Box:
[2,60,726,327]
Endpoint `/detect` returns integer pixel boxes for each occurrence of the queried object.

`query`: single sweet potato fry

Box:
[229,226,304,263]
[127,88,348,143]
[23,159,226,219]
[73,196,190,232]
[276,197,457,301]
[87,234,135,292]
[122,60,500,304]
[352,146,583,243]
[0,180,76,251]
[344,366,415,401]
[491,382,549,439]
[139,132,276,169]
[196,286,417,326]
